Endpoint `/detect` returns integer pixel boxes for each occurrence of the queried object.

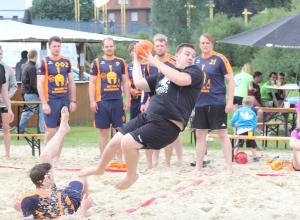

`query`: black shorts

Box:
[235,132,257,149]
[233,96,243,105]
[117,113,181,150]
[0,107,8,125]
[193,105,227,130]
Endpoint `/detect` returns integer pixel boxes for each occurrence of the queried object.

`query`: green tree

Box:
[151,0,206,45]
[30,0,94,21]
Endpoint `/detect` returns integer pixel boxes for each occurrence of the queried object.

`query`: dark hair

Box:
[48,36,61,46]
[268,71,277,78]
[29,163,52,188]
[175,43,195,54]
[253,71,262,78]
[128,42,136,53]
[102,37,115,47]
[21,50,28,59]
[279,72,285,77]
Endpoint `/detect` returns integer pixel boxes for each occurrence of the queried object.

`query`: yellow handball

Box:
[271,160,283,171]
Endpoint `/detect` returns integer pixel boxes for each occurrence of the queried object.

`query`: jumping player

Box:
[79,43,203,190]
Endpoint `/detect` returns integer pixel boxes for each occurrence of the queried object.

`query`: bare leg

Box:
[1,113,10,160]
[164,144,173,170]
[173,134,186,167]
[140,149,153,174]
[115,134,143,190]
[217,129,233,174]
[53,133,64,167]
[39,106,70,165]
[79,132,123,177]
[195,129,208,172]
[113,128,123,163]
[99,128,109,155]
[292,150,300,170]
[153,149,160,167]
[249,147,257,157]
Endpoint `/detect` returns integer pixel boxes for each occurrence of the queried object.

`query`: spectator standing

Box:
[15,50,28,81]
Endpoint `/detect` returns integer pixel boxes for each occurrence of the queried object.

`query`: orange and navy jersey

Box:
[128,61,146,97]
[90,56,128,102]
[37,56,72,101]
[21,188,75,219]
[194,51,233,107]
[145,53,176,76]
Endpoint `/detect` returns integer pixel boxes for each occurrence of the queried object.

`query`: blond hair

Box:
[200,33,214,44]
[242,96,254,107]
[241,63,254,75]
[153,33,168,44]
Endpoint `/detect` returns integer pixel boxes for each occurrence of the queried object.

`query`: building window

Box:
[118,0,129,4]
[131,12,138,22]
[0,16,3,20]
[108,13,115,21]
[12,16,18,21]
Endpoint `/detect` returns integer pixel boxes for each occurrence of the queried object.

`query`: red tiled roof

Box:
[100,0,151,10]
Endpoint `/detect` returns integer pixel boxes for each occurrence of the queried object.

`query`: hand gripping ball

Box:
[271,160,283,171]
[135,40,154,58]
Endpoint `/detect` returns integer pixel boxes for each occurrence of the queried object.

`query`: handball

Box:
[135,40,154,58]
[271,160,283,171]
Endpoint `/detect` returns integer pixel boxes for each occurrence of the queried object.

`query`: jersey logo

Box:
[100,61,105,65]
[115,61,120,66]
[48,61,53,65]
[209,59,216,65]
[55,73,65,87]
[156,76,170,95]
[107,65,117,84]
[195,59,200,64]
[240,111,253,120]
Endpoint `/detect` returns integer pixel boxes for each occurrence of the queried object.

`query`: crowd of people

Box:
[1,32,299,219]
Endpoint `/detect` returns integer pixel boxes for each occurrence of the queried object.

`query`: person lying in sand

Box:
[79,43,203,190]
[12,107,93,219]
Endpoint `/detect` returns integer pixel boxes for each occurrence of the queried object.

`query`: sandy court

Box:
[1,144,300,220]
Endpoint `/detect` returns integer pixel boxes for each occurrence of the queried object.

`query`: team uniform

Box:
[118,65,203,150]
[0,64,6,118]
[21,181,83,219]
[128,61,145,120]
[37,56,72,128]
[193,51,233,130]
[141,53,176,105]
[233,72,253,105]
[90,56,127,128]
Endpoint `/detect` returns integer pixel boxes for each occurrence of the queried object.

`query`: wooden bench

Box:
[257,122,286,148]
[208,134,291,161]
[0,133,45,156]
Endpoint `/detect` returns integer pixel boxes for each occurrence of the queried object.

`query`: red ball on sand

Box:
[135,40,154,58]
[235,152,248,164]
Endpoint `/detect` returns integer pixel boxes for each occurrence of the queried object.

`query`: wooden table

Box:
[265,84,299,107]
[256,106,296,149]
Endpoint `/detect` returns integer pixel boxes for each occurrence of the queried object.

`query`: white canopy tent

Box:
[0,20,137,43]
[0,20,138,79]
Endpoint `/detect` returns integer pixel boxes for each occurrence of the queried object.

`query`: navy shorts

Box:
[61,181,83,212]
[235,132,257,149]
[94,99,125,129]
[44,100,70,128]
[233,96,243,105]
[117,113,181,150]
[193,105,227,130]
[130,97,141,120]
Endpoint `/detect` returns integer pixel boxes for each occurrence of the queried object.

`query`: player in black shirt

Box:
[79,43,203,190]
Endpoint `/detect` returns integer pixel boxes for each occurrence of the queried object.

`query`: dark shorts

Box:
[0,107,8,125]
[44,100,70,128]
[130,97,141,120]
[233,96,243,105]
[193,105,227,130]
[94,100,126,129]
[235,132,257,149]
[251,104,258,115]
[117,113,181,150]
[61,181,83,212]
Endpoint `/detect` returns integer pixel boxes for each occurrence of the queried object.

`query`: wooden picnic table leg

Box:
[283,113,289,150]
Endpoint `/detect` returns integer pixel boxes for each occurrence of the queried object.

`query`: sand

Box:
[1,144,300,220]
